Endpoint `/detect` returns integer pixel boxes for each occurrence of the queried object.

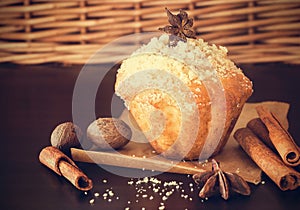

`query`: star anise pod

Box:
[158,8,196,42]
[193,159,251,200]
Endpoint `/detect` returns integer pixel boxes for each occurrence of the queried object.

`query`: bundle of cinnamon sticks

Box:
[234,105,300,191]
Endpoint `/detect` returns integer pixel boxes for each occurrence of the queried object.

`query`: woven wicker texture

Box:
[0,0,299,64]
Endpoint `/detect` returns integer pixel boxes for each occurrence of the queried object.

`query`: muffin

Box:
[115,10,252,160]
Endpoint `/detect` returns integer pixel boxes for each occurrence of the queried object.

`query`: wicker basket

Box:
[0,0,299,64]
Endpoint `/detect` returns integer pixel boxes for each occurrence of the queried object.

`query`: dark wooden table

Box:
[0,63,299,210]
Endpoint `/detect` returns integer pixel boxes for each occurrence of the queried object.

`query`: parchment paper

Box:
[71,101,289,184]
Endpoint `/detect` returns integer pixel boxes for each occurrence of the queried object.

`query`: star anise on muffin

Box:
[159,8,196,42]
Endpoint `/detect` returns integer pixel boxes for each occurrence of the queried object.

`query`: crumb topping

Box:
[115,34,252,111]
[133,34,242,78]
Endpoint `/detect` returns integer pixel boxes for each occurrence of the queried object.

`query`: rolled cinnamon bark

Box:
[247,118,275,151]
[39,146,93,191]
[256,105,300,167]
[234,128,300,191]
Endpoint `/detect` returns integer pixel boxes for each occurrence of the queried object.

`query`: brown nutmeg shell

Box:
[87,118,131,150]
[50,122,82,152]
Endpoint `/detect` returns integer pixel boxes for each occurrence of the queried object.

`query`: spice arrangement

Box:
[39,101,300,203]
[255,105,300,167]
[39,117,132,192]
[38,8,300,209]
[234,105,300,191]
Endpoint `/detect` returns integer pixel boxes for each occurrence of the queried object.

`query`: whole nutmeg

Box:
[87,118,132,150]
[50,122,82,152]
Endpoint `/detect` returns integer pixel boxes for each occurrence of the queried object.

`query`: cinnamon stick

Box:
[256,105,300,167]
[39,146,93,191]
[234,128,300,191]
[247,118,275,151]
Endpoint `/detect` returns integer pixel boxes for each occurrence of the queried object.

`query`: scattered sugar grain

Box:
[128,180,134,185]
[89,199,95,204]
[153,188,159,193]
[159,204,165,210]
[108,191,114,196]
[166,191,172,196]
